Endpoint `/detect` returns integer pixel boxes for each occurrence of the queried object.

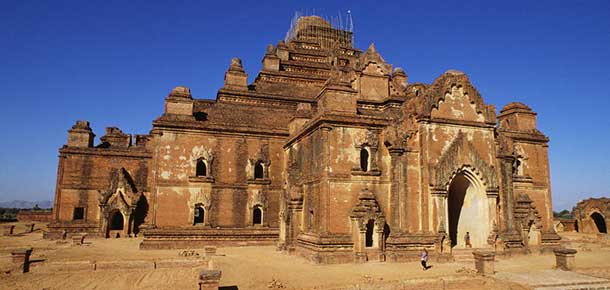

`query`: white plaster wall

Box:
[456,181,489,248]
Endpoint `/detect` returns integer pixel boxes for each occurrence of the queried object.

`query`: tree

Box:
[553,209,573,219]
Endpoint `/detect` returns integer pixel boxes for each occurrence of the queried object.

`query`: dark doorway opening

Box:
[196,159,207,176]
[110,211,124,230]
[448,173,469,247]
[365,219,374,247]
[194,206,205,225]
[253,207,262,225]
[591,212,607,233]
[254,162,264,179]
[309,210,314,229]
[360,148,369,172]
[73,207,85,220]
[133,195,148,235]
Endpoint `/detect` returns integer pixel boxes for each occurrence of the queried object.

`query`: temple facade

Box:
[47,16,560,263]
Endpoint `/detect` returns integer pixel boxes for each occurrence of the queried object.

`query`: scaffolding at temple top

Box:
[285,11,354,49]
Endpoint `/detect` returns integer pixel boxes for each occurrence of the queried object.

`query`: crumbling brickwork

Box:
[574,198,610,234]
[49,15,559,261]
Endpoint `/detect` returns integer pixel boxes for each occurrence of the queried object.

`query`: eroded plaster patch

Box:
[161,171,171,179]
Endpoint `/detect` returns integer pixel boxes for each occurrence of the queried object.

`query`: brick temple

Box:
[47,15,560,263]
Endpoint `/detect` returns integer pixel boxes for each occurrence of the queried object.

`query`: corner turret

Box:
[67,120,95,148]
[498,102,538,131]
[223,58,248,91]
[164,86,194,119]
[262,44,280,72]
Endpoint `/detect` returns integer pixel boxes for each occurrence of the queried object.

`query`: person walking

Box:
[465,232,472,248]
[420,247,429,270]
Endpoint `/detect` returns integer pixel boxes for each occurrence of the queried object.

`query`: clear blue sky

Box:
[1,0,608,211]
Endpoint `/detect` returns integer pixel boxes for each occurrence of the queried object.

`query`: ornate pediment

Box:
[354,129,379,148]
[383,125,416,150]
[514,194,542,230]
[430,133,498,193]
[246,144,271,181]
[194,188,212,210]
[358,44,392,75]
[248,190,267,209]
[349,188,385,231]
[419,70,496,123]
[191,146,214,162]
[99,168,140,212]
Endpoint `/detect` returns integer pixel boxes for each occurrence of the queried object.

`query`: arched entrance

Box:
[194,206,204,225]
[360,148,369,172]
[253,206,263,225]
[591,212,607,233]
[106,210,125,238]
[349,188,386,262]
[447,171,489,248]
[110,211,124,230]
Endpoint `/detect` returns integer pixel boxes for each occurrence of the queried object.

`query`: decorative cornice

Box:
[59,147,152,159]
[284,113,390,148]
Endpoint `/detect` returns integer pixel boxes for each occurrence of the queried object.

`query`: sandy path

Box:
[1,225,610,290]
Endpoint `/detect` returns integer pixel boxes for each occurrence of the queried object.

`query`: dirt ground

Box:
[1,222,610,290]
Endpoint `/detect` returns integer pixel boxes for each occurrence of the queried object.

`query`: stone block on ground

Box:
[199,269,222,290]
[3,225,15,236]
[11,248,33,273]
[553,248,577,271]
[473,250,495,276]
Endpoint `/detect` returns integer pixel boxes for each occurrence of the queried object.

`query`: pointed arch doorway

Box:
[106,210,125,238]
[447,170,490,248]
[591,212,607,233]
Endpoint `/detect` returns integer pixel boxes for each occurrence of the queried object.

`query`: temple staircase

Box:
[451,247,481,263]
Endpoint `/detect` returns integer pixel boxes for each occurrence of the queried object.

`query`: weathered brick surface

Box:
[16,210,53,222]
[554,248,577,270]
[49,15,557,262]
[574,198,610,234]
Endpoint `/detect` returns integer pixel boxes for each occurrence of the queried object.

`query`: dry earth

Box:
[1,222,610,290]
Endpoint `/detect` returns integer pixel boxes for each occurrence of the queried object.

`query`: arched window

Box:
[360,148,369,172]
[196,159,207,177]
[254,161,264,179]
[253,206,263,225]
[194,206,204,225]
